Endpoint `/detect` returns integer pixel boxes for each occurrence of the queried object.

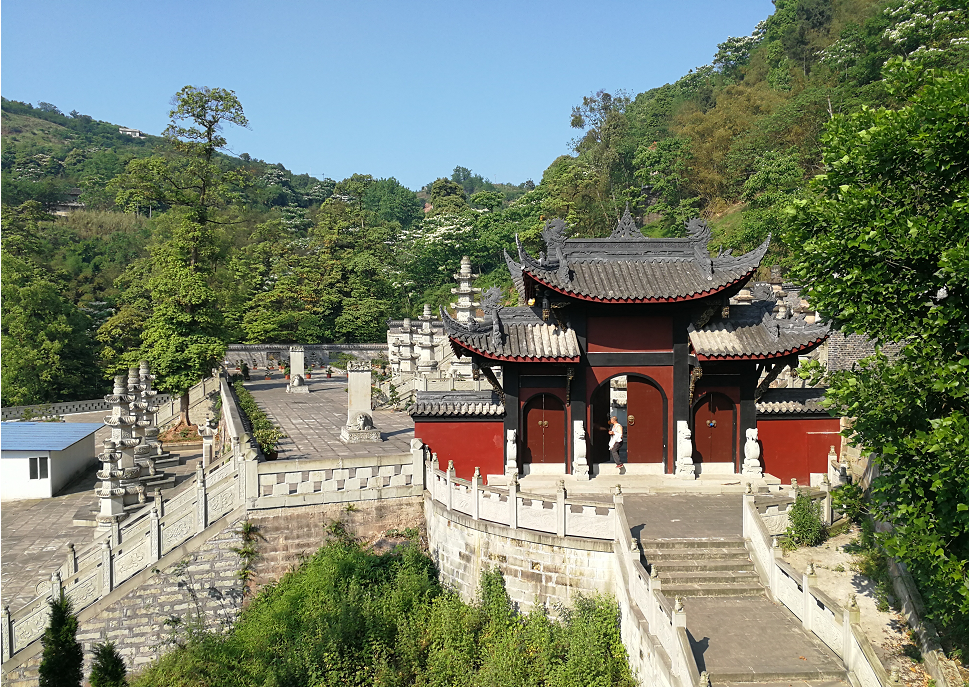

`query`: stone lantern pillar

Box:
[416,304,438,375]
[449,256,480,379]
[97,376,138,534]
[397,318,417,374]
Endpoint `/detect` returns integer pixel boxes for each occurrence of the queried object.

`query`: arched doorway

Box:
[522,394,566,467]
[589,375,667,466]
[692,392,736,465]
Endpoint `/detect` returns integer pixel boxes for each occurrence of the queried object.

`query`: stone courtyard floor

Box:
[241,374,415,459]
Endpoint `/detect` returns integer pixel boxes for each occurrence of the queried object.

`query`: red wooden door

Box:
[626,377,664,463]
[692,393,735,464]
[523,394,565,465]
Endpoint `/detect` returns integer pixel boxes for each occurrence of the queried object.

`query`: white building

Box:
[0,422,102,501]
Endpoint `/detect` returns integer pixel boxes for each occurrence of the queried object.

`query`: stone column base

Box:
[340,426,383,443]
[286,384,310,394]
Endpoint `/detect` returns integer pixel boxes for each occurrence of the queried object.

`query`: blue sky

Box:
[2,1,774,190]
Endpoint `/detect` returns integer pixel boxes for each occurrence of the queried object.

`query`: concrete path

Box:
[686,596,845,683]
[624,493,742,539]
[241,375,414,459]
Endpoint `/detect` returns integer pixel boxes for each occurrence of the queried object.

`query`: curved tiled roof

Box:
[409,390,505,418]
[689,301,829,360]
[441,306,580,362]
[756,388,830,415]
[506,211,769,303]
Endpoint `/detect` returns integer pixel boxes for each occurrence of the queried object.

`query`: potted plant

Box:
[283,364,290,380]
[253,427,285,460]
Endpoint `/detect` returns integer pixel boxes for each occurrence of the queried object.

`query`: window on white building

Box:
[29,456,49,480]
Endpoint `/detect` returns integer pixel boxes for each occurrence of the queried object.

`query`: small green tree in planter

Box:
[253,427,285,460]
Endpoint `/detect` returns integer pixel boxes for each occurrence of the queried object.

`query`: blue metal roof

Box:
[0,422,103,451]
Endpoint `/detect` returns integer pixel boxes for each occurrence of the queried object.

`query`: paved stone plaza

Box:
[241,374,414,459]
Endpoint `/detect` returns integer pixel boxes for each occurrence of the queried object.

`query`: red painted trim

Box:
[524,269,755,304]
[694,337,827,361]
[449,339,580,363]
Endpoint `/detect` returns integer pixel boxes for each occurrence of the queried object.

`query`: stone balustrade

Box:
[1,376,249,664]
[742,495,891,687]
[425,461,614,538]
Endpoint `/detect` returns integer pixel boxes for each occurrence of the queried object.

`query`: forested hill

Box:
[1,0,966,408]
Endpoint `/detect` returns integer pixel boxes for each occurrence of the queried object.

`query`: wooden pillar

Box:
[672,312,691,474]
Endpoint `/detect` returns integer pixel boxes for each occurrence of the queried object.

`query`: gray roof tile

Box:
[756,388,830,415]
[442,306,580,361]
[689,301,829,360]
[409,390,505,418]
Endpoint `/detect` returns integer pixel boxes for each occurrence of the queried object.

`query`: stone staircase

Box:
[640,537,764,597]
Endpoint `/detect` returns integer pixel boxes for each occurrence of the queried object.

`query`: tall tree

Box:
[38,593,83,687]
[110,86,248,423]
[785,61,968,633]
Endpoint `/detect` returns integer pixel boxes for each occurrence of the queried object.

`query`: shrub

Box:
[232,380,285,455]
[39,592,82,687]
[90,641,127,687]
[785,491,827,549]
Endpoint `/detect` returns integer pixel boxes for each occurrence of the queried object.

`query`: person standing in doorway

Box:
[608,416,624,470]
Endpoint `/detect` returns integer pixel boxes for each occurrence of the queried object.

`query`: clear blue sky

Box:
[2,0,774,191]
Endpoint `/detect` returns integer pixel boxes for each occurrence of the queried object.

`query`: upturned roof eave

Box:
[693,336,828,362]
[523,268,758,304]
[448,336,580,363]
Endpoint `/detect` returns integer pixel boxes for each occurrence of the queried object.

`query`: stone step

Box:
[657,570,761,585]
[661,581,765,597]
[711,670,848,684]
[641,548,753,562]
[649,559,756,573]
[640,537,747,549]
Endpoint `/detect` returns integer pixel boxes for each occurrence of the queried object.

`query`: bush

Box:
[132,537,636,687]
[39,592,82,687]
[232,380,285,455]
[90,641,127,687]
[785,491,827,549]
[831,483,867,524]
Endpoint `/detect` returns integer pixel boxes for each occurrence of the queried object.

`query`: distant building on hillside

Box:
[51,188,84,217]
[118,127,145,138]
[0,422,102,501]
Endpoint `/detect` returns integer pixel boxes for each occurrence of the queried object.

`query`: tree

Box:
[784,61,968,634]
[90,641,127,687]
[111,86,248,424]
[38,592,83,687]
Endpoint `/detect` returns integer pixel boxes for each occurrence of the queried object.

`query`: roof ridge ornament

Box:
[687,218,714,280]
[609,205,642,240]
[542,218,568,251]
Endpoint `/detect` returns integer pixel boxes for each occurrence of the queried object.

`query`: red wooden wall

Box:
[587,316,673,352]
[414,420,504,482]
[757,417,841,484]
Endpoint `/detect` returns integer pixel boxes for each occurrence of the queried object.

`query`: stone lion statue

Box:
[354,412,374,431]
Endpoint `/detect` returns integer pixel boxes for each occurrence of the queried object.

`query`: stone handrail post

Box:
[66,543,77,576]
[803,562,819,633]
[673,596,687,629]
[150,507,161,562]
[154,488,163,517]
[195,462,207,533]
[1,606,10,662]
[508,475,519,529]
[101,541,113,596]
[556,480,566,537]
[410,439,425,490]
[446,461,455,511]
[471,468,481,520]
[50,571,62,601]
